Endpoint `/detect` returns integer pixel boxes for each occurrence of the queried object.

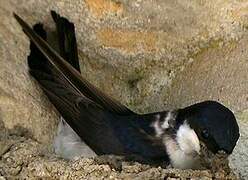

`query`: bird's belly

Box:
[53,118,97,160]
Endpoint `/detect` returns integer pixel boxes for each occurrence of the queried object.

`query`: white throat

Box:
[163,121,201,169]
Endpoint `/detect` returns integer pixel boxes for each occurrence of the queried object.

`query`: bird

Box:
[13,11,240,170]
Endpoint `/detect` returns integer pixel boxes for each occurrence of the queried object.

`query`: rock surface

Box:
[0,0,248,179]
[229,110,248,179]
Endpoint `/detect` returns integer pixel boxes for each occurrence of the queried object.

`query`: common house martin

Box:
[13,11,239,169]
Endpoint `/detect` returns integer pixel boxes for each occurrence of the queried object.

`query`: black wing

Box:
[27,25,125,154]
[14,13,133,115]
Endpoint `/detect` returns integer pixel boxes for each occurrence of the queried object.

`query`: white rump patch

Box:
[54,118,97,160]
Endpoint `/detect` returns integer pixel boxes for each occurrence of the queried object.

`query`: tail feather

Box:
[51,10,81,72]
[28,15,80,76]
[28,23,51,74]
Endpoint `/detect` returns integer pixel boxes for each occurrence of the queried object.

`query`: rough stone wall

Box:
[0,0,248,178]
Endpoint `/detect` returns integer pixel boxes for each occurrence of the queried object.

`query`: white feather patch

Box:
[176,122,200,155]
[162,121,201,169]
[161,111,173,129]
[152,114,163,137]
[152,111,175,137]
[53,118,97,160]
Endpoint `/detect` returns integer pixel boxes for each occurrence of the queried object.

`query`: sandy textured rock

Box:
[0,0,248,178]
[0,0,59,145]
[163,36,248,112]
[229,110,248,179]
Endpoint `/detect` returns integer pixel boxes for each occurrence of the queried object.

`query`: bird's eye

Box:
[201,129,209,139]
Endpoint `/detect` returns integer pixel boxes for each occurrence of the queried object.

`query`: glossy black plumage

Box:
[14,12,169,164]
[13,11,239,168]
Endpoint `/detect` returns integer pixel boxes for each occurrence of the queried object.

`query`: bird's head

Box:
[177,101,240,155]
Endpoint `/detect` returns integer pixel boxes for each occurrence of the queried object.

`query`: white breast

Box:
[162,122,201,169]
